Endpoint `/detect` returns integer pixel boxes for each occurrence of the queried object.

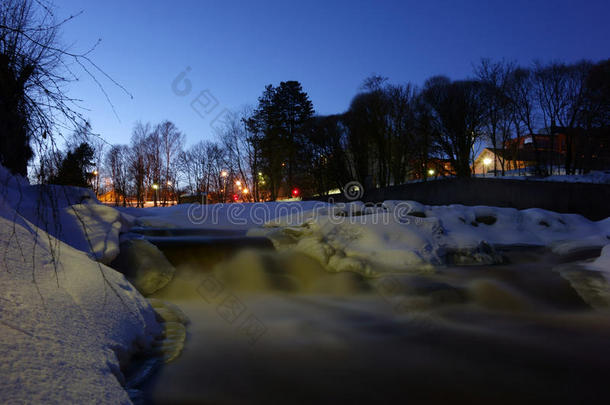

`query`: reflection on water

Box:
[139,237,610,404]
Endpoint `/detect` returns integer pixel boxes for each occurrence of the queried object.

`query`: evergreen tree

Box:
[246,81,314,199]
[50,142,95,187]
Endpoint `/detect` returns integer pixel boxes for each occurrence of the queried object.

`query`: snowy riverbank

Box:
[0,167,160,403]
[2,162,610,403]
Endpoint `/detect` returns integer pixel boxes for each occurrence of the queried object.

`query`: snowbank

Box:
[121,200,330,230]
[0,166,127,263]
[0,168,160,403]
[543,171,610,184]
[495,170,610,184]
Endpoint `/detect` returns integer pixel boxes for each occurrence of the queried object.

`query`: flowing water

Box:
[134,232,610,404]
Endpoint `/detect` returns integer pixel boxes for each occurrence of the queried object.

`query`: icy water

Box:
[139,234,610,404]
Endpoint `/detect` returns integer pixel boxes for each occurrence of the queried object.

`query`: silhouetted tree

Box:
[422,76,486,178]
[0,0,130,176]
[50,142,95,187]
[533,61,592,174]
[105,144,129,206]
[246,81,314,200]
[345,76,390,187]
[475,59,516,175]
[305,114,350,195]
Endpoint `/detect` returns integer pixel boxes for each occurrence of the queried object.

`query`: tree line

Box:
[35,58,609,204]
[236,59,609,200]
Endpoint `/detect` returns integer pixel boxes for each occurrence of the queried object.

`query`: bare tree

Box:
[128,122,150,207]
[178,141,207,194]
[105,144,129,206]
[386,83,418,184]
[422,76,486,178]
[533,61,592,174]
[506,67,545,174]
[0,0,131,177]
[155,120,184,204]
[475,59,516,175]
[218,110,257,201]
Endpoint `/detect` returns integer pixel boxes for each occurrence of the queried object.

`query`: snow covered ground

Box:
[0,167,160,403]
[0,166,126,264]
[542,170,610,184]
[487,170,610,184]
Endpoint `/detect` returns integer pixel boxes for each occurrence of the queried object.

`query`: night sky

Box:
[57,0,610,145]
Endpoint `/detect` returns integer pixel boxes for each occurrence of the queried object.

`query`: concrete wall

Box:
[314,178,610,220]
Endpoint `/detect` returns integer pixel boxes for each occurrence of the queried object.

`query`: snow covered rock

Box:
[258,209,445,276]
[111,239,176,295]
[253,201,610,276]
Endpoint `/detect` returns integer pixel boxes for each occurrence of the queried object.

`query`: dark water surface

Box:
[139,236,610,404]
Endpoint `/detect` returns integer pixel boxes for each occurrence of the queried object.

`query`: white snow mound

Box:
[0,167,160,403]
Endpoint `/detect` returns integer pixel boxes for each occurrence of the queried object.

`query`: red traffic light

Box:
[291,188,300,197]
[232,194,239,202]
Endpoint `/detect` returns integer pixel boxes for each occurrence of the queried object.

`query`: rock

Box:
[110,239,175,295]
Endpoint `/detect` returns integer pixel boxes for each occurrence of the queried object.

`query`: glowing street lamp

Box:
[151,183,159,206]
[482,157,492,177]
[242,188,249,194]
[219,171,229,202]
[428,169,435,176]
[167,180,172,186]
[235,180,242,187]
[92,170,98,176]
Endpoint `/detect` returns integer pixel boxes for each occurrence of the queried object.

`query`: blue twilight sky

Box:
[55,0,610,146]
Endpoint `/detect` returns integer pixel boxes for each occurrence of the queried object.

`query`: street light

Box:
[428,169,435,176]
[219,171,229,203]
[92,170,98,176]
[242,188,249,194]
[167,180,172,186]
[482,157,492,177]
[151,183,159,205]
[235,180,242,187]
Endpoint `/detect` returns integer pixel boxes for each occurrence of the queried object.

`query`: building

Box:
[474,128,610,175]
[473,147,563,175]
